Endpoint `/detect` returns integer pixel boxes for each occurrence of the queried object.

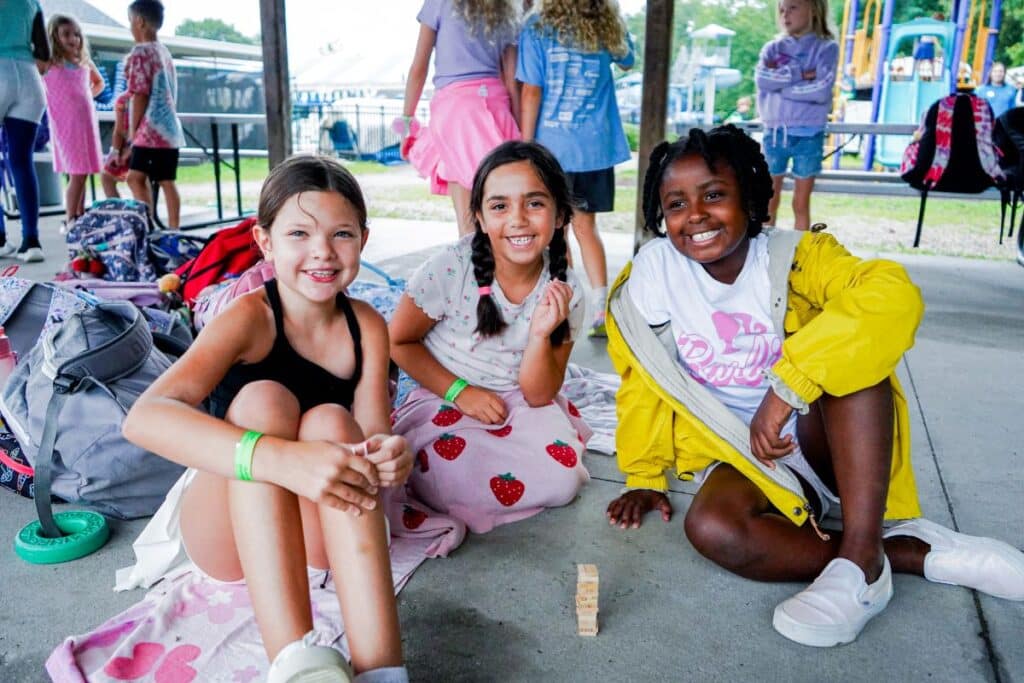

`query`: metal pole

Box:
[864,0,895,169]
[211,122,223,221]
[232,123,242,217]
[983,0,1003,83]
[950,0,971,93]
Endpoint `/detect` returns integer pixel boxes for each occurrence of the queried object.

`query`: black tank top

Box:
[210,279,363,416]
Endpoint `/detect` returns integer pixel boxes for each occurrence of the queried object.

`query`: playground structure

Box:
[832,0,1007,168]
[670,24,743,127]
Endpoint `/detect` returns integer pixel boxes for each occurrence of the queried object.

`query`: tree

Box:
[997,3,1023,67]
[175,18,259,45]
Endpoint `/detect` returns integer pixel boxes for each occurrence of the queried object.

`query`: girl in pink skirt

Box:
[390,141,591,534]
[398,0,522,236]
[42,14,104,226]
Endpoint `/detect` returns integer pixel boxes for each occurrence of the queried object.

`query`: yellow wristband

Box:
[234,430,263,481]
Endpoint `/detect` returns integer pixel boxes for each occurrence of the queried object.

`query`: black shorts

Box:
[566,167,615,213]
[129,146,179,182]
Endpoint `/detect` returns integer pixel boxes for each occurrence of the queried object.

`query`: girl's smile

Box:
[660,153,751,283]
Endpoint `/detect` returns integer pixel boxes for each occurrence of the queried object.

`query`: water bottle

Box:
[0,326,16,390]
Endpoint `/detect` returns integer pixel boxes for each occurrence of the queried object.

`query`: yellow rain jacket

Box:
[607,229,923,526]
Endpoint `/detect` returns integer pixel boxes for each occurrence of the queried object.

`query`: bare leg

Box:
[297,405,402,673]
[126,170,152,213]
[100,173,120,199]
[684,379,927,583]
[569,210,607,289]
[450,183,473,237]
[159,180,181,229]
[64,174,87,223]
[792,177,815,231]
[768,175,784,226]
[180,381,313,661]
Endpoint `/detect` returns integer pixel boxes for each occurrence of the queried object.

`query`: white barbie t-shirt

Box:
[407,235,586,392]
[627,234,798,440]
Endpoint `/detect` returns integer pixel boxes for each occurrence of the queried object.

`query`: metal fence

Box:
[292,101,430,163]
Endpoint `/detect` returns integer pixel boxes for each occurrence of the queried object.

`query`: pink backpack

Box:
[192,260,276,331]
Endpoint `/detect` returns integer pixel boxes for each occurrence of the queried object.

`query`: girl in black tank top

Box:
[210,279,363,417]
[121,156,412,681]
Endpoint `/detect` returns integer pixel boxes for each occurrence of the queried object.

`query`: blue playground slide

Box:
[876,18,956,168]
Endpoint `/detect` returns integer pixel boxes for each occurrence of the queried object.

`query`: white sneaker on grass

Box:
[267,632,352,683]
[773,556,893,647]
[884,517,1024,600]
[0,243,16,258]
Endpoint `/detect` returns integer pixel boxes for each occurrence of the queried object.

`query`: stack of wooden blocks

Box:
[576,563,599,636]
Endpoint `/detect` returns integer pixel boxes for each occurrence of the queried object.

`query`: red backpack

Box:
[175,217,261,306]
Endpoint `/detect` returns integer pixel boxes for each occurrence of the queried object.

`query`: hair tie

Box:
[478,286,492,296]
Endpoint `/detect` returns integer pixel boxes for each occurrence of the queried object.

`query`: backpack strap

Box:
[971,95,1005,185]
[923,95,957,188]
[34,302,153,538]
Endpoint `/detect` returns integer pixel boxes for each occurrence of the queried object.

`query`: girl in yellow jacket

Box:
[605,125,1024,648]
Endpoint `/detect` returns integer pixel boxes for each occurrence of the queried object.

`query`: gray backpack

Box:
[0,300,188,524]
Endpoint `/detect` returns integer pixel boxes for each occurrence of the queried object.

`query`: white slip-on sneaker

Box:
[773,556,893,647]
[17,247,44,263]
[352,667,410,683]
[267,632,352,683]
[0,243,16,258]
[884,518,1024,600]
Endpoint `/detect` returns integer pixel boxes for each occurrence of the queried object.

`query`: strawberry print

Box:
[402,505,427,529]
[545,440,578,468]
[432,406,463,427]
[487,425,512,438]
[433,433,466,460]
[567,401,580,418]
[490,473,525,506]
[417,449,430,472]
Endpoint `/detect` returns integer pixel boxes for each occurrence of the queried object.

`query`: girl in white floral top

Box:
[390,141,592,533]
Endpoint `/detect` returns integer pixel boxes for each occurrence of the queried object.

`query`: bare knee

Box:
[684,500,758,572]
[298,403,363,443]
[225,380,301,438]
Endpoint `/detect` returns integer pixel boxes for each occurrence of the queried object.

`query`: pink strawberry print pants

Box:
[391,388,592,533]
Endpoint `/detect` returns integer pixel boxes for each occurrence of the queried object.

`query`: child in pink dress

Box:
[390,141,591,533]
[399,0,522,237]
[42,13,104,226]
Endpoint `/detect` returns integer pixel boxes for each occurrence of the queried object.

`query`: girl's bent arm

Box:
[780,43,839,104]
[518,334,572,406]
[88,61,105,97]
[402,25,435,118]
[772,232,924,405]
[122,293,276,478]
[388,293,458,398]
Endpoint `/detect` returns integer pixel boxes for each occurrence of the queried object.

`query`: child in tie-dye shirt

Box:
[123,0,184,228]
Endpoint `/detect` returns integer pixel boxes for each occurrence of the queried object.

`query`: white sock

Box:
[353,666,409,683]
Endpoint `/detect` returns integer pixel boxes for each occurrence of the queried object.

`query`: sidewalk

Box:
[0,215,1021,682]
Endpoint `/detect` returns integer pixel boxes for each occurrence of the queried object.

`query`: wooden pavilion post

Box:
[634,0,675,252]
[260,0,292,169]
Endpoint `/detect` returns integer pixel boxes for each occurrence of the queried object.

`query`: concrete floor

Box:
[0,214,1021,682]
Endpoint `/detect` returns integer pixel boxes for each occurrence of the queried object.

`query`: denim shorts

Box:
[763,130,825,179]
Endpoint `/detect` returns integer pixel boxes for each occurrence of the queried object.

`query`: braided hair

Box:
[641,124,773,239]
[468,141,573,345]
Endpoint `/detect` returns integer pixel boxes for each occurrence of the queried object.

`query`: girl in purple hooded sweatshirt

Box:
[755,0,838,231]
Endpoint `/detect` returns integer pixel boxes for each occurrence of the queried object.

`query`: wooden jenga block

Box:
[575,595,598,611]
[576,583,598,598]
[577,612,599,636]
[577,564,599,583]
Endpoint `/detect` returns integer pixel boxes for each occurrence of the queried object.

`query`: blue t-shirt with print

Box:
[516,15,634,173]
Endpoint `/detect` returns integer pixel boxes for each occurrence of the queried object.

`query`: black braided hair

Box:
[468,141,574,345]
[642,124,773,239]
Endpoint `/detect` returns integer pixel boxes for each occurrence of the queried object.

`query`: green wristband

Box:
[234,430,263,481]
[444,378,469,403]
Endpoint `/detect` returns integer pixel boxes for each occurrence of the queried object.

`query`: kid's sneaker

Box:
[773,556,893,647]
[0,243,16,258]
[267,632,352,683]
[884,517,1024,600]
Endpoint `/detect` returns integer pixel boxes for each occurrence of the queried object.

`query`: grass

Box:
[175,157,394,185]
